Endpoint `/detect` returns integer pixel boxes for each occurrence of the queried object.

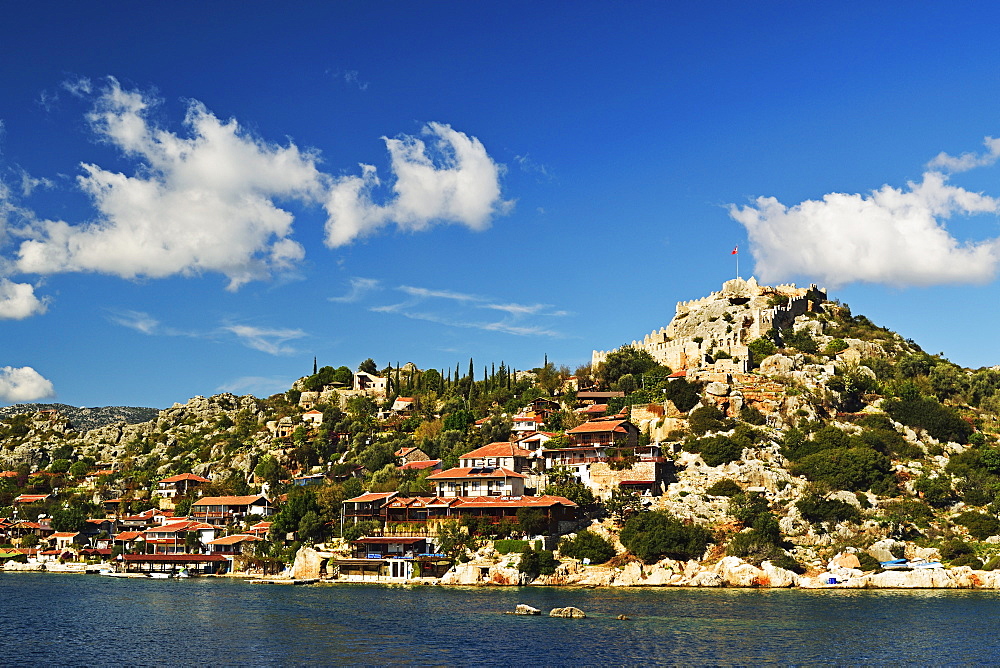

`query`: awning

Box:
[352,537,425,545]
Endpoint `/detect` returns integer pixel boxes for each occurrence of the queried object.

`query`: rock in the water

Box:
[290,546,324,580]
[549,606,587,618]
[514,604,541,615]
[616,614,631,620]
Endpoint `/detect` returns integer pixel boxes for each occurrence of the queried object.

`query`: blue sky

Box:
[2,2,1000,408]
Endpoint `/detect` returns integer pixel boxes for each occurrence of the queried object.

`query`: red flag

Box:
[731,246,738,255]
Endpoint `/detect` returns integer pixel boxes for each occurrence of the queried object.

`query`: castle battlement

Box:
[592,278,826,374]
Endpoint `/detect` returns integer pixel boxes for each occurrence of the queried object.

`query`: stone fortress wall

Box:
[593,277,825,374]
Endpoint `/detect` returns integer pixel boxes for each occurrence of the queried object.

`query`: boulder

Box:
[514,604,541,615]
[830,552,861,570]
[549,607,587,618]
[759,354,795,375]
[689,571,724,587]
[714,556,764,587]
[705,382,730,397]
[761,560,800,588]
[290,546,324,580]
[867,539,903,563]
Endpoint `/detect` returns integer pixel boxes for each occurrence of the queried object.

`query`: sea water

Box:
[3,572,1000,665]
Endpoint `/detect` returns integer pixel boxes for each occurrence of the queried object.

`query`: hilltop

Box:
[4,277,1000,588]
[0,403,160,432]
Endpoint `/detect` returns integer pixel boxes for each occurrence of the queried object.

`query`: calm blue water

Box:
[3,573,1000,665]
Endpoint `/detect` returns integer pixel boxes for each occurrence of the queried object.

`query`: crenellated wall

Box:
[592,278,826,374]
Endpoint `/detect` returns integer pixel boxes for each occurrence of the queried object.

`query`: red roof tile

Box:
[461,442,533,459]
[566,419,633,434]
[399,459,441,471]
[206,534,261,546]
[159,473,211,484]
[344,492,397,504]
[191,495,269,507]
[426,467,527,480]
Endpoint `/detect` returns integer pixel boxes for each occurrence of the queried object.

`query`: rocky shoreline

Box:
[439,554,1000,589]
[8,553,1000,590]
[277,546,1000,590]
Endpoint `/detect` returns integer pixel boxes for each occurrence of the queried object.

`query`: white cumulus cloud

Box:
[3,79,510,311]
[729,171,1000,288]
[15,78,322,290]
[0,279,48,319]
[324,122,512,246]
[0,366,55,402]
[928,136,1000,173]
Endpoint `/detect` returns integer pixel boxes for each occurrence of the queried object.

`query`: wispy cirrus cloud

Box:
[107,308,307,355]
[108,309,160,335]
[329,277,381,303]
[371,283,568,337]
[221,324,306,355]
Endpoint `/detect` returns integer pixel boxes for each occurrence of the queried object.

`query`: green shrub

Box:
[559,530,616,564]
[879,499,935,529]
[619,511,712,563]
[824,339,849,355]
[706,479,743,497]
[913,474,956,508]
[856,551,881,572]
[790,447,894,493]
[982,556,1000,571]
[949,553,983,569]
[796,494,861,529]
[494,539,529,554]
[782,328,818,354]
[689,406,729,436]
[939,538,975,561]
[953,512,1000,541]
[697,435,745,467]
[518,547,558,577]
[739,406,767,426]
[768,552,806,574]
[664,378,701,413]
[884,395,973,445]
[748,338,777,367]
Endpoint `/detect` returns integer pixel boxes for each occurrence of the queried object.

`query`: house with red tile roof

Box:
[206,533,262,555]
[191,495,272,526]
[512,412,545,435]
[390,396,418,413]
[13,493,50,505]
[343,491,398,523]
[426,466,527,498]
[425,442,537,498]
[153,473,212,499]
[112,530,146,552]
[565,418,639,449]
[50,531,85,551]
[144,521,217,554]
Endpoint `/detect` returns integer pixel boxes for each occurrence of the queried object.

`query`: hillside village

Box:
[5,277,1000,588]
